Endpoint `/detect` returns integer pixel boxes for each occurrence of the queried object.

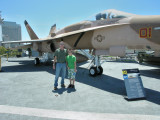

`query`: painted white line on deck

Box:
[0,105,160,120]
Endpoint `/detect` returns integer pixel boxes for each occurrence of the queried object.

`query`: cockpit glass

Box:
[87,9,136,21]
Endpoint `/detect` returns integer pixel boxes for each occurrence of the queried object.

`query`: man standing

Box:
[53,41,68,90]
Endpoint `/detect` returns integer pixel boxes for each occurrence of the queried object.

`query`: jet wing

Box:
[1,38,53,44]
[9,44,32,50]
[1,23,129,44]
[54,23,129,38]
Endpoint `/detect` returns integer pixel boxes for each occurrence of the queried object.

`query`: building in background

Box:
[2,21,21,48]
[0,11,22,48]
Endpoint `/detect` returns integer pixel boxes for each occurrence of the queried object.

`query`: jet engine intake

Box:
[50,42,56,52]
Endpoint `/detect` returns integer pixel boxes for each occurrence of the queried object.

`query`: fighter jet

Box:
[2,9,160,76]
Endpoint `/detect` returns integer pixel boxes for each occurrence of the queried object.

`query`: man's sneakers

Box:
[54,84,66,91]
[54,87,58,90]
[68,84,75,88]
[61,84,66,88]
[54,84,75,91]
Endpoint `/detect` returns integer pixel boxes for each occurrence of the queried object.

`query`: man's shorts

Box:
[68,69,76,80]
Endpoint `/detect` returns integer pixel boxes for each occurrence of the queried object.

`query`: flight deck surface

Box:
[0,57,160,120]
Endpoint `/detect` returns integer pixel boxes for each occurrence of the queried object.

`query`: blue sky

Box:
[1,0,160,40]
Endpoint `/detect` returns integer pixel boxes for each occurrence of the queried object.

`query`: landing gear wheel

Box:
[89,66,97,77]
[97,66,103,75]
[34,58,40,65]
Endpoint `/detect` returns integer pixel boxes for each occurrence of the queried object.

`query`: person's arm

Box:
[74,57,77,72]
[66,57,69,69]
[53,56,57,69]
[74,62,77,72]
[66,62,69,69]
[53,50,58,69]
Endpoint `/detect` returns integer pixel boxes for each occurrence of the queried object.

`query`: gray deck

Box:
[0,57,160,120]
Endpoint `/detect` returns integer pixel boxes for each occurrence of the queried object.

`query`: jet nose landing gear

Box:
[97,66,103,75]
[89,66,97,76]
[79,50,103,77]
[89,55,103,77]
[89,66,103,77]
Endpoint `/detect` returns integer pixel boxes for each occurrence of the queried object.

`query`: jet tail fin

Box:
[49,24,56,37]
[24,20,39,40]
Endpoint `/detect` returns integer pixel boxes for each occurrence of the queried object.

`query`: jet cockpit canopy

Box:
[89,9,137,21]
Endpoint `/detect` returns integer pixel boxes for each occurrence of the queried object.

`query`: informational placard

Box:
[122,68,146,100]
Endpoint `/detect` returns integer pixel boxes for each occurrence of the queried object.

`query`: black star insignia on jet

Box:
[94,35,105,42]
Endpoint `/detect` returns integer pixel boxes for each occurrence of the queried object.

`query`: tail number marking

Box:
[139,27,152,38]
